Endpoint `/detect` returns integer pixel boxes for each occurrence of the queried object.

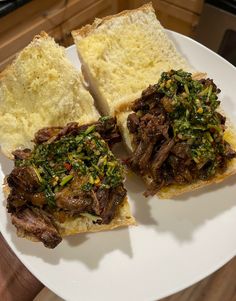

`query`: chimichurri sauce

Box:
[15,124,124,207]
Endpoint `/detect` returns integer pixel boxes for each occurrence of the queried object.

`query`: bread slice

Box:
[72,3,191,116]
[0,32,99,159]
[1,33,135,247]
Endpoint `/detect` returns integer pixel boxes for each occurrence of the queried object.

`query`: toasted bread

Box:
[0,32,99,158]
[72,3,191,116]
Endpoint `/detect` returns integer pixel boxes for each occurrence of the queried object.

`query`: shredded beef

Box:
[127,80,236,196]
[34,117,121,147]
[127,113,139,133]
[7,117,125,248]
[151,139,174,178]
[11,207,61,249]
[7,167,40,193]
[171,142,189,159]
[12,149,32,160]
[100,184,127,224]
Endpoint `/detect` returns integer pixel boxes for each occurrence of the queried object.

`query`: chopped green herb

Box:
[60,174,73,186]
[84,125,96,135]
[44,184,55,208]
[155,70,229,176]
[16,124,125,206]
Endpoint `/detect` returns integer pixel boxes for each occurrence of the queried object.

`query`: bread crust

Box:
[72,3,154,40]
[157,158,236,199]
[0,31,48,80]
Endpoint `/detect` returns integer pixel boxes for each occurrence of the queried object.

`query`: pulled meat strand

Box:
[11,207,61,249]
[151,139,174,179]
[34,117,121,146]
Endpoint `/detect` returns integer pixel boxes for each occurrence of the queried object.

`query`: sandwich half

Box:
[125,70,236,198]
[1,32,135,248]
[72,4,236,198]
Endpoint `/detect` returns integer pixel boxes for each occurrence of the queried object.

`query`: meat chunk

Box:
[224,142,236,159]
[95,117,121,146]
[55,189,93,213]
[7,167,40,192]
[95,187,110,215]
[171,142,189,159]
[34,126,62,144]
[11,207,62,248]
[127,113,140,133]
[7,189,46,212]
[100,185,126,224]
[151,139,174,178]
[12,149,32,160]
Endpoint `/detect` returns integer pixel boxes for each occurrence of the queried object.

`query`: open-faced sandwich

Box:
[126,70,236,197]
[0,32,135,248]
[72,3,236,198]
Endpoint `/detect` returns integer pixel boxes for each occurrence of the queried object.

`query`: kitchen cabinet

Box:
[0,0,204,71]
[0,0,118,70]
[127,0,204,37]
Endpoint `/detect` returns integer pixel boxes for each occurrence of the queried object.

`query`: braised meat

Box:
[7,167,40,192]
[12,149,32,160]
[11,207,61,249]
[127,70,236,196]
[34,117,121,146]
[97,184,127,224]
[7,117,126,248]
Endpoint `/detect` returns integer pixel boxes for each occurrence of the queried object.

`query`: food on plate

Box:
[72,4,236,197]
[0,31,99,158]
[126,70,236,197]
[1,33,135,248]
[6,118,135,248]
[72,3,190,117]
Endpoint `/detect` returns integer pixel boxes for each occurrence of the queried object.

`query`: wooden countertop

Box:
[0,233,236,301]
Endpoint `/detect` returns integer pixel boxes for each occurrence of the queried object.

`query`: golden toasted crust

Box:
[57,197,136,237]
[72,3,154,39]
[0,32,48,80]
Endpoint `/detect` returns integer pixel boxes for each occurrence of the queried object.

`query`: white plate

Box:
[1,31,236,301]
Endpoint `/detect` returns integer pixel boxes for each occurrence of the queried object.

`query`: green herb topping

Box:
[155,70,231,178]
[16,126,125,207]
